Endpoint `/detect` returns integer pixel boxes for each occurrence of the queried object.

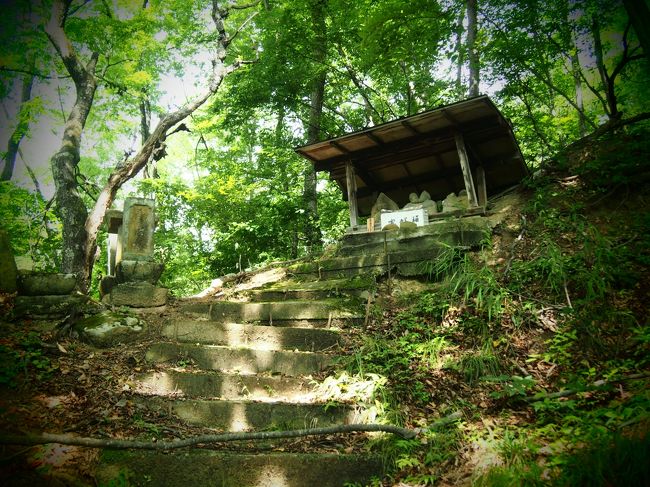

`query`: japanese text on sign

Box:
[380,208,428,228]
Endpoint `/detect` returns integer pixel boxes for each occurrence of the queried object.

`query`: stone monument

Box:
[101,198,168,307]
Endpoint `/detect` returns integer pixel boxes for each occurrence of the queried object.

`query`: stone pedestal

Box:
[107,282,169,308]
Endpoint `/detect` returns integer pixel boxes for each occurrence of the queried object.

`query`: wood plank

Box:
[345,161,358,227]
[476,166,487,207]
[454,132,479,208]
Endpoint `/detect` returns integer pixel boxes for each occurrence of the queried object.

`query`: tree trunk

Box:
[81,0,241,288]
[302,0,326,251]
[622,0,650,69]
[45,0,99,290]
[46,0,242,292]
[467,0,480,97]
[455,3,466,95]
[140,96,158,179]
[1,74,35,181]
[567,1,586,136]
[591,15,620,120]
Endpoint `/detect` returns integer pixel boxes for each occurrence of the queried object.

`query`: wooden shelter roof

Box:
[296,95,528,216]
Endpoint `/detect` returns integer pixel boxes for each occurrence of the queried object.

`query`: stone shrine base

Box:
[102,281,168,308]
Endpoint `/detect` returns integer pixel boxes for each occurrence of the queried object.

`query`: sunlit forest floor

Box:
[1,128,649,486]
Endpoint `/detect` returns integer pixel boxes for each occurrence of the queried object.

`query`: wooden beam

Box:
[345,161,358,227]
[313,115,501,170]
[329,141,377,188]
[476,166,487,207]
[454,132,479,207]
[400,120,420,135]
[353,165,463,198]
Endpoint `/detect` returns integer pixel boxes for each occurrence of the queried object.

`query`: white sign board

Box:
[380,208,428,228]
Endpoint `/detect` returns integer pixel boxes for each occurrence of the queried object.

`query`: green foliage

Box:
[454,348,502,385]
[371,424,461,486]
[0,182,60,270]
[0,331,56,387]
[571,133,650,189]
[484,375,536,400]
[560,433,650,487]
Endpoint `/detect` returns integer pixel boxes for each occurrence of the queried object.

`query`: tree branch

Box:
[525,372,650,403]
[227,0,261,10]
[0,424,418,450]
[45,0,90,85]
[0,413,463,450]
[65,0,92,24]
[0,66,68,80]
[225,10,259,47]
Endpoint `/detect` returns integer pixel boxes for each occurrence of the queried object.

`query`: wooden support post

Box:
[453,132,479,207]
[476,166,487,208]
[345,161,358,228]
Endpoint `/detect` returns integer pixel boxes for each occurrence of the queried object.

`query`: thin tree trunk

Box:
[467,0,480,97]
[455,4,466,95]
[1,74,35,181]
[571,52,586,136]
[140,96,157,178]
[591,15,620,119]
[82,0,244,288]
[302,0,326,251]
[45,0,99,290]
[46,0,244,291]
[622,0,650,70]
[567,0,587,136]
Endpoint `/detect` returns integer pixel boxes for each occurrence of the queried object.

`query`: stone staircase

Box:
[97,216,492,486]
[97,274,384,486]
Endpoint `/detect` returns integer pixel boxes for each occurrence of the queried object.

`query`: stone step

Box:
[243,276,374,302]
[140,396,354,431]
[287,248,453,279]
[180,300,363,323]
[135,370,316,402]
[97,450,383,487]
[146,343,333,376]
[162,320,340,352]
[244,287,367,302]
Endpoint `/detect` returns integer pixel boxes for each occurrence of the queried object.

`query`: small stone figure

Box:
[418,190,438,215]
[371,192,400,222]
[403,193,421,209]
[442,191,470,213]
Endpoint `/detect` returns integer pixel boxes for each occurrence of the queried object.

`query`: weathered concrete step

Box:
[141,396,354,431]
[162,320,340,352]
[244,287,368,301]
[146,343,333,376]
[97,450,383,487]
[135,370,316,402]
[287,248,453,278]
[180,300,363,322]
[243,276,374,302]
